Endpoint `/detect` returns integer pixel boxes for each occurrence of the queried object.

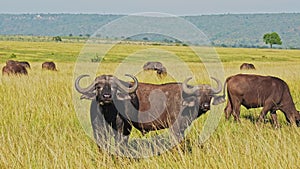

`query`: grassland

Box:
[1,40,300,168]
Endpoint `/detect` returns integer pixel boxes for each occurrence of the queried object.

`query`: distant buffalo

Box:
[6,60,31,69]
[2,60,28,76]
[143,61,167,78]
[18,61,31,69]
[240,63,256,70]
[42,61,57,71]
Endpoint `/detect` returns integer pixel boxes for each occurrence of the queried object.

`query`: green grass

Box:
[2,41,300,64]
[1,41,300,168]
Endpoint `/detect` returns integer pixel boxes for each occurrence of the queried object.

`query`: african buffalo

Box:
[132,77,223,139]
[240,63,256,70]
[2,60,28,76]
[19,61,31,69]
[75,74,139,148]
[42,61,57,71]
[221,74,300,128]
[143,61,167,78]
[76,74,223,146]
[6,60,30,69]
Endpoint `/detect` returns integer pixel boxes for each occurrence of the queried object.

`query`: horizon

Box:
[0,11,299,16]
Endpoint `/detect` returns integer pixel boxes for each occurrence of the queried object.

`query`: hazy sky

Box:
[1,0,300,15]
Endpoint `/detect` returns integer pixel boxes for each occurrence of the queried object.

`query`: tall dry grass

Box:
[1,45,300,168]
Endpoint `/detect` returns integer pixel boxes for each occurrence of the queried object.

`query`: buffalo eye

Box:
[116,90,123,96]
[96,86,102,90]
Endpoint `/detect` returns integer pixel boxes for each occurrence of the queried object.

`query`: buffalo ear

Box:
[80,93,96,100]
[116,92,131,100]
[212,95,226,105]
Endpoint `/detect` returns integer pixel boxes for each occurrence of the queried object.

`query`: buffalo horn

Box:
[74,75,96,94]
[182,77,199,94]
[114,74,138,93]
[209,77,222,94]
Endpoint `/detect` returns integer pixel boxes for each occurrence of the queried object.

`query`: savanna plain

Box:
[1,40,300,168]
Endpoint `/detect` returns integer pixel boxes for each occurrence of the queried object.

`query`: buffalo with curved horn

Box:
[131,76,223,140]
[76,74,224,149]
[75,74,139,150]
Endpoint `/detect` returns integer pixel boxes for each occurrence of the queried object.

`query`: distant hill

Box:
[0,13,299,48]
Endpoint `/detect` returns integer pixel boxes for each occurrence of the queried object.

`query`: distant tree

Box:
[53,36,62,42]
[263,32,282,48]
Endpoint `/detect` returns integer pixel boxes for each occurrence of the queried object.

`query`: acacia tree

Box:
[263,32,282,48]
[53,36,62,42]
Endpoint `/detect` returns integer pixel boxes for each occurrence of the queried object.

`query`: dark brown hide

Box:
[143,61,167,78]
[240,63,256,70]
[2,61,28,76]
[223,74,300,127]
[132,77,223,137]
[42,61,57,71]
[19,61,31,69]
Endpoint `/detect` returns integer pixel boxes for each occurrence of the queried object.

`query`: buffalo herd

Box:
[2,58,300,150]
[1,60,57,75]
[75,63,300,149]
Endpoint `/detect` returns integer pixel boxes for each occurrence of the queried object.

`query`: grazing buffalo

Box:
[42,61,57,71]
[75,74,139,147]
[143,61,167,78]
[221,74,300,128]
[2,60,28,76]
[19,61,31,69]
[240,63,256,70]
[6,60,30,69]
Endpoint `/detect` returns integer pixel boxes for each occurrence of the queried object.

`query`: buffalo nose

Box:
[203,103,210,109]
[103,94,111,98]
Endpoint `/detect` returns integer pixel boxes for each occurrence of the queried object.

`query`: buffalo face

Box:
[94,76,115,104]
[182,77,224,115]
[75,74,138,104]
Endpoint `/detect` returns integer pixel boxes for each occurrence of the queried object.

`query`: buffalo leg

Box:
[258,103,273,124]
[224,100,232,120]
[170,118,186,142]
[90,100,112,150]
[224,92,233,120]
[270,110,279,129]
[114,117,132,155]
[170,115,194,142]
[232,99,241,122]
